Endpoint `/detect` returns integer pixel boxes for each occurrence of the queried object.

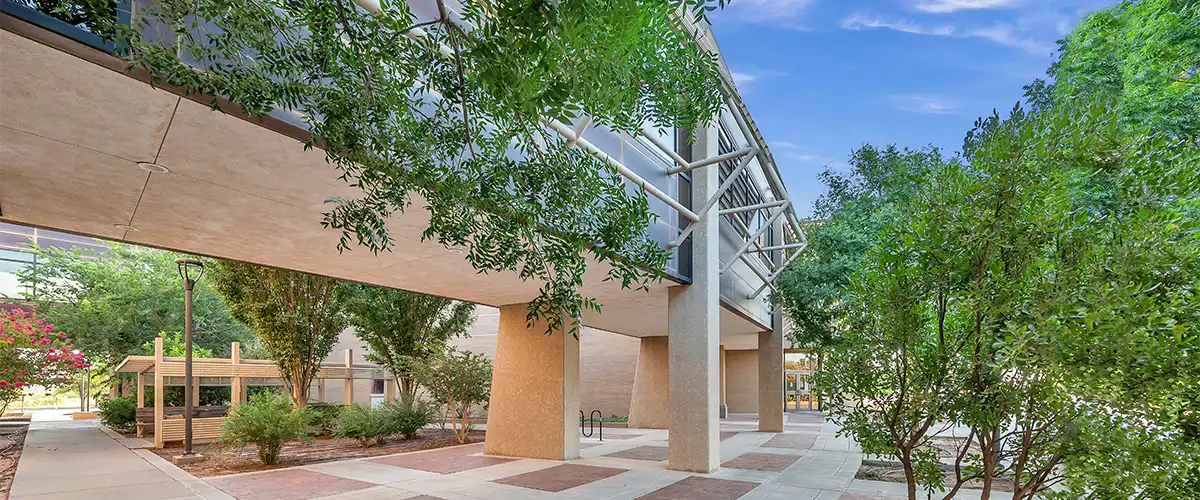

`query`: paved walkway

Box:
[9,414,982,500]
[9,420,227,500]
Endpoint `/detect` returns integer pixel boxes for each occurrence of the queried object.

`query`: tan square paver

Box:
[371,446,516,474]
[763,433,816,450]
[721,452,800,472]
[634,476,759,500]
[495,464,628,492]
[208,468,374,500]
[604,446,670,462]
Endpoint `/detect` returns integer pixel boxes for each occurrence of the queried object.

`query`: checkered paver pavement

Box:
[634,476,759,500]
[604,445,671,461]
[721,452,801,472]
[369,443,516,473]
[495,463,628,492]
[207,468,374,500]
[188,415,890,500]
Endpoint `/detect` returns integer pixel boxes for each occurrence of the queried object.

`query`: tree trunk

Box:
[899,450,918,500]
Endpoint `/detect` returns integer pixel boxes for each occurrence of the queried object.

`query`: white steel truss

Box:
[355,0,807,299]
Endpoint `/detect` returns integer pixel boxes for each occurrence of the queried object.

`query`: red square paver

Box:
[371,445,516,473]
[635,476,759,500]
[495,464,628,492]
[721,452,800,472]
[763,433,816,450]
[208,468,374,500]
[604,446,670,461]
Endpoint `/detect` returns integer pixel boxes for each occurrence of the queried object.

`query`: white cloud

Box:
[914,0,1022,14]
[840,13,1054,54]
[890,94,958,114]
[841,13,954,35]
[770,141,830,163]
[731,72,758,85]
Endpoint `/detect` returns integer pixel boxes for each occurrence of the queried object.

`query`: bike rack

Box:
[579,409,603,441]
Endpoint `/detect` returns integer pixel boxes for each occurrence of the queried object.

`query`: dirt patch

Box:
[0,425,29,497]
[855,462,1015,493]
[154,428,484,477]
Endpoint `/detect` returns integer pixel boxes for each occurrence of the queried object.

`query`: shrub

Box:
[383,394,435,439]
[332,404,391,447]
[219,393,313,465]
[308,403,344,436]
[410,348,492,443]
[98,396,136,431]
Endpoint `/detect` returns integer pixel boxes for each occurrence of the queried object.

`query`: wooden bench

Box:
[135,406,229,439]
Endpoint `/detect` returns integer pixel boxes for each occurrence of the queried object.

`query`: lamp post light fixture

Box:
[176,258,204,458]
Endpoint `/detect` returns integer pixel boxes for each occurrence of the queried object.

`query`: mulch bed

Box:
[0,425,29,497]
[154,427,485,477]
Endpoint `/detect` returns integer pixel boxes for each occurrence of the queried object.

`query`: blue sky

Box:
[708,0,1118,216]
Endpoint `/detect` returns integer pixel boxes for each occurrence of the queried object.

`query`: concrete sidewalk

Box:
[10,420,219,500]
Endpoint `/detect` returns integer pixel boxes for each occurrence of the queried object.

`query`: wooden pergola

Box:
[114,337,390,448]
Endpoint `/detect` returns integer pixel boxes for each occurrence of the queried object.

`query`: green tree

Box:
[143,332,214,359]
[341,283,475,398]
[410,348,491,444]
[17,243,250,368]
[208,260,347,408]
[67,0,728,338]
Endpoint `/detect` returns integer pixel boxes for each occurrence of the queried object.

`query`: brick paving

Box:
[495,463,628,492]
[720,452,800,472]
[208,468,374,500]
[763,432,816,450]
[634,476,759,500]
[370,444,516,473]
[604,445,671,461]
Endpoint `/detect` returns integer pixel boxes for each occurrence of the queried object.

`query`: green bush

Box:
[307,403,344,436]
[383,394,435,439]
[332,404,391,447]
[98,396,136,431]
[219,393,313,465]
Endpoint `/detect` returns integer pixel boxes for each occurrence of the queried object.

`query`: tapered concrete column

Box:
[484,303,580,460]
[759,214,786,432]
[628,337,670,429]
[667,123,721,473]
[719,346,728,418]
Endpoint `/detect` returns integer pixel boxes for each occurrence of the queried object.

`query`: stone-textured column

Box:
[719,346,728,418]
[484,303,580,460]
[758,214,786,432]
[628,337,669,429]
[667,122,720,473]
[385,379,395,404]
[317,379,326,404]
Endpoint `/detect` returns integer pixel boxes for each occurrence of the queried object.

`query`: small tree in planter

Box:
[219,393,313,465]
[410,348,491,444]
[0,308,88,414]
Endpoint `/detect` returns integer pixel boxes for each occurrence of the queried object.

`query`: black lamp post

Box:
[176,258,204,456]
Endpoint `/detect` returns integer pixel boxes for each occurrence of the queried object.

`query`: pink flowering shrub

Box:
[0,308,88,413]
